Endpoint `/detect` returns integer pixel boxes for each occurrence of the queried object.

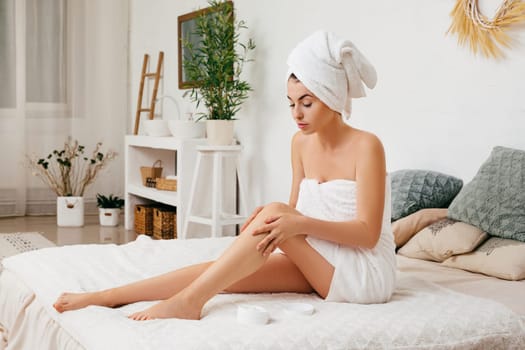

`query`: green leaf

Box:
[182,0,255,120]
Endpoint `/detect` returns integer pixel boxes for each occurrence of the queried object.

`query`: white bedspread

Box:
[3,235,525,350]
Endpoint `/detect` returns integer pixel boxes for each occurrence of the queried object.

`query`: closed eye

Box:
[288,103,311,108]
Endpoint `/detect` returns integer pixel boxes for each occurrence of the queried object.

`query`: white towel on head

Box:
[287,30,377,118]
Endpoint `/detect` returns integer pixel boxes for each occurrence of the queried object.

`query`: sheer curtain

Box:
[0,0,129,217]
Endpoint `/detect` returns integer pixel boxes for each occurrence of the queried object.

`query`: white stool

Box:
[182,145,247,239]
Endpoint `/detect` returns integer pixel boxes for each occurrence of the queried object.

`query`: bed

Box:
[3,145,525,349]
[1,235,524,350]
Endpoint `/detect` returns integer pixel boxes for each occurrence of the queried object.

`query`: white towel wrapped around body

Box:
[296,178,396,304]
[287,30,377,118]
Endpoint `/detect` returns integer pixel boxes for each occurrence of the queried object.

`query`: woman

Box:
[53,30,396,320]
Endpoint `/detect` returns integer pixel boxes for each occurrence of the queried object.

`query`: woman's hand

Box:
[252,214,304,256]
[240,206,264,233]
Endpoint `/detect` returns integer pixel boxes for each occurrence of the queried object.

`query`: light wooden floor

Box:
[0,215,137,246]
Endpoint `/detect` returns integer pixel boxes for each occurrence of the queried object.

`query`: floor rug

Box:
[0,232,56,262]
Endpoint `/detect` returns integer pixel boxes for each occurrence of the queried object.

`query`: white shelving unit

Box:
[124,135,207,235]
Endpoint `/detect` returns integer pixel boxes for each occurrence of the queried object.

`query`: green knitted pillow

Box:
[448,146,525,242]
[391,169,463,221]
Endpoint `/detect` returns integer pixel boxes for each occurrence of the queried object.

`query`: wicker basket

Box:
[140,160,163,186]
[156,178,177,191]
[134,204,155,235]
[153,207,177,240]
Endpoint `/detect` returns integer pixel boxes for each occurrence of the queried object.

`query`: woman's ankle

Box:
[97,289,119,307]
[177,288,206,311]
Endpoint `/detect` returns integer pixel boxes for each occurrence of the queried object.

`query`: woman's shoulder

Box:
[350,128,385,156]
[351,128,383,146]
[291,130,307,146]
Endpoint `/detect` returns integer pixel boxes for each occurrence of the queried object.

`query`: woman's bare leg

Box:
[54,202,334,319]
[53,261,213,312]
[128,202,334,321]
[54,251,310,313]
[53,248,321,313]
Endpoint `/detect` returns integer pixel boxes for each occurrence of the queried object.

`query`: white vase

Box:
[99,208,121,227]
[206,120,234,146]
[56,196,84,227]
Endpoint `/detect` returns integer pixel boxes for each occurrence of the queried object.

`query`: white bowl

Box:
[237,305,269,325]
[143,120,171,137]
[168,120,206,139]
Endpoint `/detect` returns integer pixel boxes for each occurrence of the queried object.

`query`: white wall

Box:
[130,0,525,207]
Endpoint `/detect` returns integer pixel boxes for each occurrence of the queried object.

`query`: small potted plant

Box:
[96,194,124,227]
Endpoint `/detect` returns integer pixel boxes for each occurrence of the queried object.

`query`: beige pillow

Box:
[392,208,448,248]
[397,218,488,262]
[443,237,525,281]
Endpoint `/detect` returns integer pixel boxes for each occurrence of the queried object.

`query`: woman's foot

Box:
[53,291,111,313]
[128,293,201,321]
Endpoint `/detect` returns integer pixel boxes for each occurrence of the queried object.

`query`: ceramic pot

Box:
[206,120,234,146]
[99,208,121,227]
[56,196,84,227]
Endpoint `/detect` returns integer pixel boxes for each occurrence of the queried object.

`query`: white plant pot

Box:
[99,208,121,227]
[57,196,84,227]
[206,120,234,146]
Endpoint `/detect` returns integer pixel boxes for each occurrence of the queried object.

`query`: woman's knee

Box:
[238,202,296,238]
[261,202,296,215]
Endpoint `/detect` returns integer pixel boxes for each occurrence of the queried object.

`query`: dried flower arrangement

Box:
[27,138,117,197]
[448,0,525,58]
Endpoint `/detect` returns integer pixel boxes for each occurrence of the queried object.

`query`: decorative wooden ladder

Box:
[133,51,164,135]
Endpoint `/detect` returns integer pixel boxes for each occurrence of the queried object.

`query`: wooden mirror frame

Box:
[177,1,234,89]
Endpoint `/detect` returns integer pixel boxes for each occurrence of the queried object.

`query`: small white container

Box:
[98,208,120,226]
[143,120,171,137]
[237,305,269,325]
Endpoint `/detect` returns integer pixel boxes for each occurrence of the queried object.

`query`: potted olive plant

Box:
[96,194,124,227]
[182,0,255,145]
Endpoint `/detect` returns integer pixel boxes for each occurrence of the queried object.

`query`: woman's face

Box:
[287,78,338,134]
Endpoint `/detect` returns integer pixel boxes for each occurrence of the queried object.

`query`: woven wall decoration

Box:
[448,0,525,58]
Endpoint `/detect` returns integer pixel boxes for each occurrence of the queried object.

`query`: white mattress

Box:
[1,235,524,350]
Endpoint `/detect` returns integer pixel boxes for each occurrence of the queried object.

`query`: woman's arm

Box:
[289,132,305,208]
